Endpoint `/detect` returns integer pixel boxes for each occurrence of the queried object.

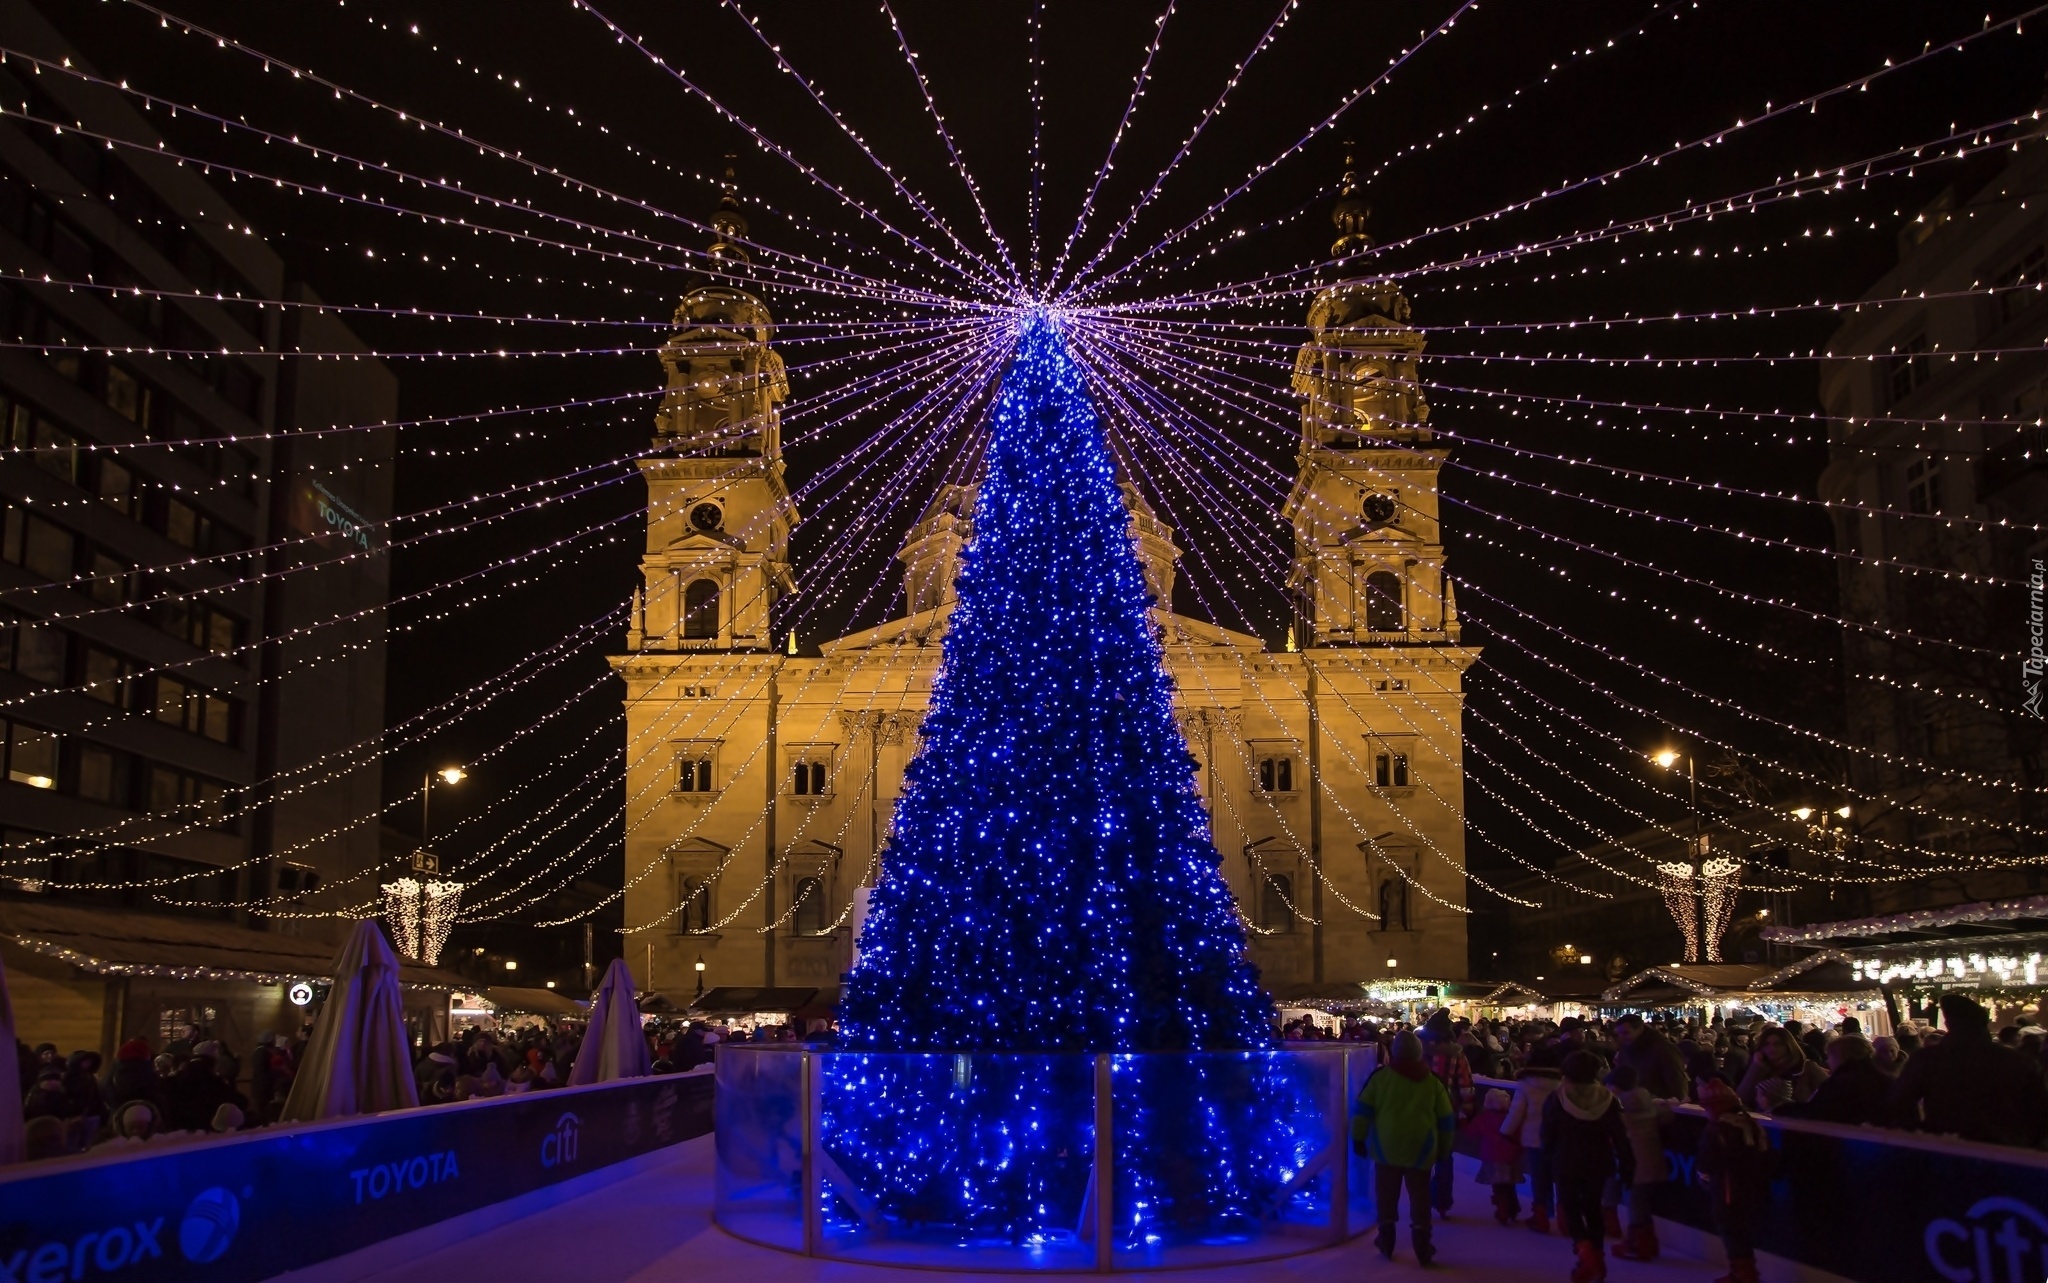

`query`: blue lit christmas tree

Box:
[837,315,1273,1054]
[823,318,1319,1254]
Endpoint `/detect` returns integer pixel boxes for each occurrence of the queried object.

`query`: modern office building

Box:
[0,2,414,1056]
[1816,114,2048,916]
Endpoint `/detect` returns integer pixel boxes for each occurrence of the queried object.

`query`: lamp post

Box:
[694,954,707,1000]
[1654,748,1706,962]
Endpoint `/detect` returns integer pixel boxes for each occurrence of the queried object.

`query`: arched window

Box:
[792,760,828,796]
[683,578,720,639]
[679,876,712,933]
[1378,876,1410,931]
[1364,571,1403,634]
[791,876,827,936]
[1260,873,1295,932]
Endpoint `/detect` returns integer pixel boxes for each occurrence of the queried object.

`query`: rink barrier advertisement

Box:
[1469,1074,2048,1283]
[0,1071,712,1283]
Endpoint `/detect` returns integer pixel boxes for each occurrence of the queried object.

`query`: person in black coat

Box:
[1894,994,2048,1148]
[1541,1050,1635,1282]
[1775,1035,1891,1126]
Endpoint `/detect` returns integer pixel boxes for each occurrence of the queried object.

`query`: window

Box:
[789,746,833,797]
[1364,570,1403,633]
[1374,753,1410,788]
[10,512,75,583]
[154,676,236,744]
[161,497,208,550]
[1999,246,2044,323]
[1378,876,1411,931]
[82,648,138,709]
[677,748,715,793]
[1259,873,1295,932]
[27,416,82,487]
[95,457,136,517]
[75,744,130,806]
[791,876,828,936]
[153,594,241,655]
[145,765,231,828]
[1257,755,1293,793]
[273,863,320,901]
[104,365,151,424]
[87,551,132,606]
[682,578,720,640]
[5,721,58,789]
[1888,332,1931,404]
[1906,457,1941,515]
[0,616,68,684]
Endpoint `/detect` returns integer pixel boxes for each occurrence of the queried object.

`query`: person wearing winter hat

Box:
[1696,1075,1772,1283]
[1503,1043,1565,1234]
[1541,1050,1633,1283]
[1352,1030,1454,1266]
[209,1103,244,1133]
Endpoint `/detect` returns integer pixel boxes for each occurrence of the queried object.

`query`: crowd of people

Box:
[1340,993,2048,1281]
[14,1021,304,1161]
[10,1011,820,1165]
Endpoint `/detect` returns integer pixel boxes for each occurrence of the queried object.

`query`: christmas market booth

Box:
[687,984,820,1034]
[0,898,470,1059]
[1600,959,1888,1033]
[1761,893,2048,1029]
[482,984,590,1030]
[1601,963,1777,1014]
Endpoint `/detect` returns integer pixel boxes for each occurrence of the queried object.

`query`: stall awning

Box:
[1761,894,2048,951]
[689,985,818,1015]
[0,898,471,991]
[484,986,589,1017]
[1602,963,1777,1004]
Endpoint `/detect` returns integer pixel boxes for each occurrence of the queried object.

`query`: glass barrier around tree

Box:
[713,1045,1376,1272]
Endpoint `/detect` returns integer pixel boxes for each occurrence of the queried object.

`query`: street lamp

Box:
[694,954,707,1000]
[422,764,467,847]
[1653,747,1706,962]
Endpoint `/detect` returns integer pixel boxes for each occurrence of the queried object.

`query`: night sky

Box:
[27,0,2046,977]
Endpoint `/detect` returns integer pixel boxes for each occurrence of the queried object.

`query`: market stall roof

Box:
[1471,981,1548,1006]
[1744,954,1875,996]
[0,899,471,991]
[1760,895,2048,952]
[485,986,589,1017]
[1601,963,1777,1004]
[689,985,818,1016]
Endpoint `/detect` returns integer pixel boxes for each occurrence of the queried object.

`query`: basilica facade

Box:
[613,172,1477,1004]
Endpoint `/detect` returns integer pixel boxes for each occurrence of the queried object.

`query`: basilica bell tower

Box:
[1284,154,1458,649]
[629,169,795,654]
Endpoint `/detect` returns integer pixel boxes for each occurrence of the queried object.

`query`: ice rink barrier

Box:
[0,1071,712,1283]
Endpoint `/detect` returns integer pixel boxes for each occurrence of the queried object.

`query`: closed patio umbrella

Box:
[281,919,420,1121]
[0,950,21,1164]
[568,956,651,1085]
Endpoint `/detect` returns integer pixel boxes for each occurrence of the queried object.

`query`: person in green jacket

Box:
[1353,1030,1455,1265]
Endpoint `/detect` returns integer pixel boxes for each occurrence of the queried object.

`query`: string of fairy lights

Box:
[1,0,2042,972]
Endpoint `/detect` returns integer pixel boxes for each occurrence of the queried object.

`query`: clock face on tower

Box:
[690,502,725,534]
[1362,492,1398,525]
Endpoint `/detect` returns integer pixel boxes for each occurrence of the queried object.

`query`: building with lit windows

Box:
[0,2,405,1056]
[1817,116,2048,917]
[616,167,1479,1006]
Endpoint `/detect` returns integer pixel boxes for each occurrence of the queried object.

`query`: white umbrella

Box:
[0,950,21,1164]
[567,956,651,1085]
[281,919,420,1121]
